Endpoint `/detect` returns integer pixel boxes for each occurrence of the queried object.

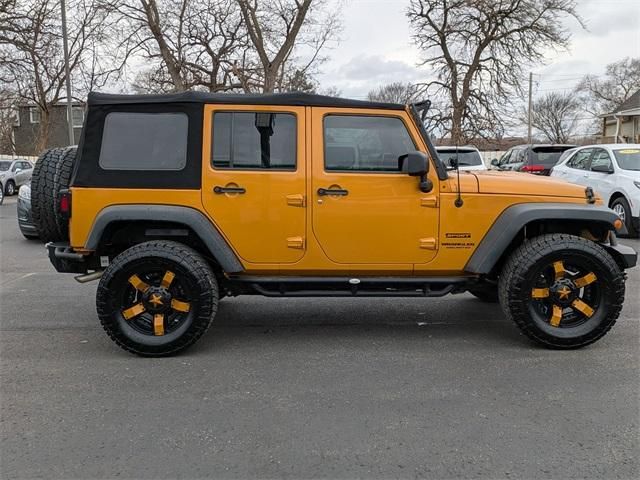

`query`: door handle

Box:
[317,187,348,196]
[214,186,246,194]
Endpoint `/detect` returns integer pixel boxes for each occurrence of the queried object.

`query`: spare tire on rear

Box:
[31,147,77,243]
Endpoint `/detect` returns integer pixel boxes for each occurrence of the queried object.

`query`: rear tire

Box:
[96,241,218,356]
[5,180,15,196]
[611,196,638,238]
[499,234,625,349]
[31,147,77,243]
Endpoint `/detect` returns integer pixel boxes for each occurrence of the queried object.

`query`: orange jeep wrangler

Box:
[31,92,637,356]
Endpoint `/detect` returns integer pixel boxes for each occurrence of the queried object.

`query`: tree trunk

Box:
[35,109,50,155]
[451,105,464,145]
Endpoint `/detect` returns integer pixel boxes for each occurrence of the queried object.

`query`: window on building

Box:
[99,112,188,171]
[71,106,84,127]
[212,112,297,170]
[323,115,415,172]
[29,107,41,124]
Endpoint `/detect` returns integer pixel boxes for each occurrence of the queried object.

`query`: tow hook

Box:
[74,271,104,284]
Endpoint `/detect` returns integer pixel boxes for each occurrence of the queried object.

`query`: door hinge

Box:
[419,237,437,250]
[286,194,306,207]
[420,196,438,208]
[287,236,305,249]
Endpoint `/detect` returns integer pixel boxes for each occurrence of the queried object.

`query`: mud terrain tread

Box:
[498,233,625,349]
[96,240,218,357]
[31,147,77,242]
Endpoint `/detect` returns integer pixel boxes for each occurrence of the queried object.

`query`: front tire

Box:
[611,196,638,238]
[499,234,625,349]
[5,180,15,196]
[96,241,218,356]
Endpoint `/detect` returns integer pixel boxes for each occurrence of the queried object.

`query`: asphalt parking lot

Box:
[1,196,639,479]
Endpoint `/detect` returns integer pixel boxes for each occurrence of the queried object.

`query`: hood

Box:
[472,170,589,198]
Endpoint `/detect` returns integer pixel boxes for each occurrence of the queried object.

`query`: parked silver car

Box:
[0,159,34,196]
[17,182,38,239]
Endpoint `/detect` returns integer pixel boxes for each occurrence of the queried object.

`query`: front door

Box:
[202,105,306,264]
[311,108,439,265]
[587,148,617,200]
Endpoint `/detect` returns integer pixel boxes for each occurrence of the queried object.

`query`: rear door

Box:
[310,108,439,265]
[201,105,306,264]
[563,148,593,185]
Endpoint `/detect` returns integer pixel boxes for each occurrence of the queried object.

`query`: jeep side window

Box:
[567,149,593,170]
[212,112,296,170]
[99,112,188,171]
[323,115,415,172]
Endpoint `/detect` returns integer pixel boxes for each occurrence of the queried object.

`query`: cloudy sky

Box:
[316,0,640,100]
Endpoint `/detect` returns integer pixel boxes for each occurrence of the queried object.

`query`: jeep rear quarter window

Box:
[323,115,415,172]
[212,112,296,170]
[99,112,188,170]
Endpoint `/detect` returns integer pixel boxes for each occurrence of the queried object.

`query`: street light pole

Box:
[61,0,74,145]
[527,71,533,144]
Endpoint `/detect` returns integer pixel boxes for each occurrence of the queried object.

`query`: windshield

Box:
[437,149,483,167]
[0,161,11,171]
[613,148,640,171]
[531,146,574,167]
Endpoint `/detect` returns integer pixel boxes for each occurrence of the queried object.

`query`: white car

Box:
[435,146,487,171]
[551,144,640,237]
[0,159,34,196]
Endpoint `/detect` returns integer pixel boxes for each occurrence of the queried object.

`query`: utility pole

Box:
[61,0,74,145]
[527,71,533,144]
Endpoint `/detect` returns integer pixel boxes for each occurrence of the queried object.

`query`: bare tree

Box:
[0,0,117,153]
[367,82,421,104]
[529,91,580,143]
[407,0,582,143]
[111,0,250,93]
[577,57,640,116]
[236,0,340,92]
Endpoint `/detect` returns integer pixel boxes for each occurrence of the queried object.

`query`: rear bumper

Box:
[46,242,89,274]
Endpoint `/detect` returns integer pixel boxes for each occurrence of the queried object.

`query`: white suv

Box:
[551,144,640,237]
[435,146,487,171]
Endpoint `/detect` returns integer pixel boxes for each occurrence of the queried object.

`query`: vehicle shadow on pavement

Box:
[190,296,524,355]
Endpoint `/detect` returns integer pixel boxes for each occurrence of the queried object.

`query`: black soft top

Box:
[87,91,405,111]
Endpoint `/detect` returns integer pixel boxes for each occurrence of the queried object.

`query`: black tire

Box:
[5,180,15,196]
[611,196,638,238]
[97,241,218,356]
[31,147,77,243]
[0,183,4,205]
[499,234,625,349]
[468,285,499,303]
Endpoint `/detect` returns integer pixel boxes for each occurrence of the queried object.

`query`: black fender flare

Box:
[85,205,244,273]
[464,203,622,274]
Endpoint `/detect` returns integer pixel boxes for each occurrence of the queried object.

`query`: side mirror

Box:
[401,151,429,176]
[490,158,499,166]
[14,168,22,173]
[400,151,432,193]
[591,164,614,174]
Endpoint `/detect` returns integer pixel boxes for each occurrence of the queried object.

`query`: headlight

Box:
[634,181,640,190]
[18,185,31,201]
